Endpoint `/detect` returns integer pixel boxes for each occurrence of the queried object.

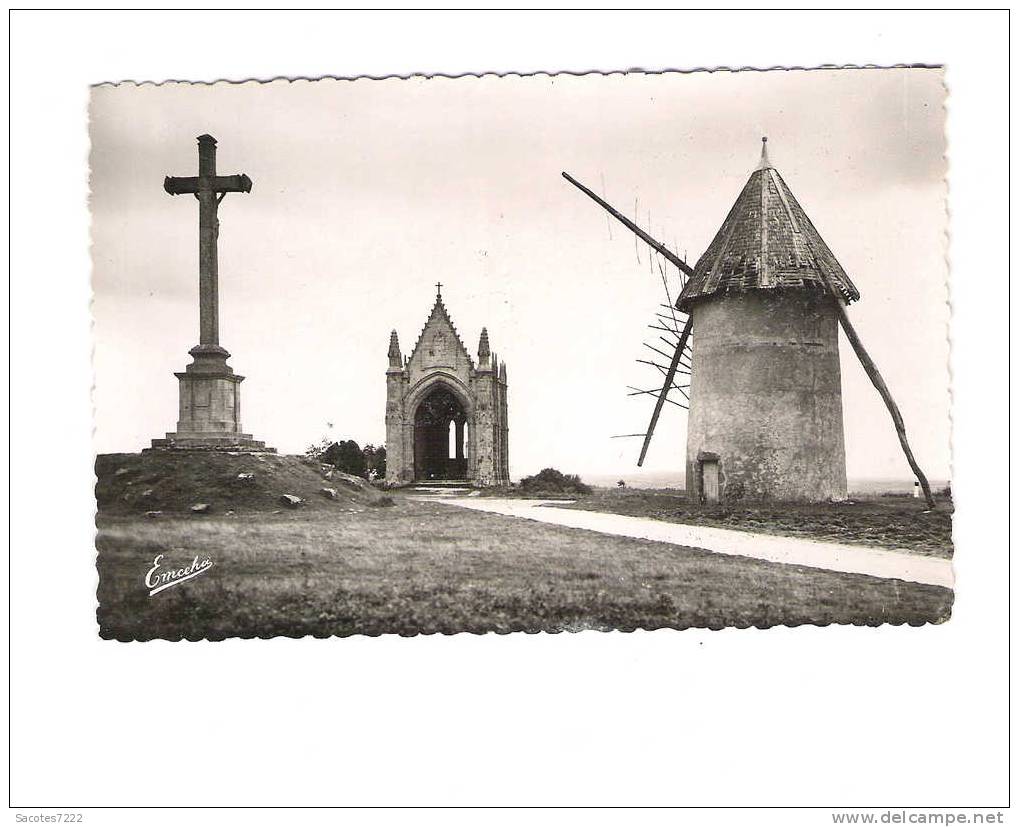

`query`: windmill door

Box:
[701,459,720,504]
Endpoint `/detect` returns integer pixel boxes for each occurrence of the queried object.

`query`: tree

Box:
[363,444,387,480]
[307,429,388,481]
[322,440,367,478]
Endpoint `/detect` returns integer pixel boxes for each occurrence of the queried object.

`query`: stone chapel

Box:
[385,286,509,486]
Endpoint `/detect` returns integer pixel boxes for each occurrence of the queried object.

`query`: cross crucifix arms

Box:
[163,134,252,198]
[163,134,252,353]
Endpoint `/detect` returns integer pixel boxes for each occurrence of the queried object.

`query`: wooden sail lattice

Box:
[628,252,692,417]
[562,172,694,465]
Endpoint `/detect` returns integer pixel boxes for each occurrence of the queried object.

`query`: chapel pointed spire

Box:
[478,327,491,369]
[388,329,402,368]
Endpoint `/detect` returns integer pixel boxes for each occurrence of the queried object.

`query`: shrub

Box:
[363,444,387,480]
[518,468,591,495]
[321,440,368,479]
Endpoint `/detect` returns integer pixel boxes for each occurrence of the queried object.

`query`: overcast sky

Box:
[90,67,949,481]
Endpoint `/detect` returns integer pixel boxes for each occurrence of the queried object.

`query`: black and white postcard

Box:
[8,9,1009,820]
[91,68,952,640]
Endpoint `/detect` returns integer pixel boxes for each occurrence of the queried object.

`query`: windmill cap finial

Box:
[755,136,772,171]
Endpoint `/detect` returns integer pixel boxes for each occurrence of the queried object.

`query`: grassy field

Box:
[552,488,954,558]
[96,497,952,640]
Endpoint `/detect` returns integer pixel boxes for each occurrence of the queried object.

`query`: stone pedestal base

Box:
[148,345,274,452]
[148,434,273,452]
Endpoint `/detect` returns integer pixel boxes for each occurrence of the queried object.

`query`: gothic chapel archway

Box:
[413,384,468,481]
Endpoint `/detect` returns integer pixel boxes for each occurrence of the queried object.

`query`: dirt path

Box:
[432,498,954,589]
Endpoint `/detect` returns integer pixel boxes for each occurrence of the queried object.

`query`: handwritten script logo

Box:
[145,554,214,597]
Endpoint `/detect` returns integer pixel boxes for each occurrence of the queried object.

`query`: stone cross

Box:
[164,134,252,359]
[149,134,272,452]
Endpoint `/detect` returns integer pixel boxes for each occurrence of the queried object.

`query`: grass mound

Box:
[95,452,390,516]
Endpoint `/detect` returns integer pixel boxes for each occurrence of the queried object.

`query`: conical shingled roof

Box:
[676,139,860,311]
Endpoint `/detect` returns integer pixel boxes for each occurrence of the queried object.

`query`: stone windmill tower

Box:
[563,138,934,506]
[676,138,857,503]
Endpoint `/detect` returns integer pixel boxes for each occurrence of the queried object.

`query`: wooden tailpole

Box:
[638,316,693,467]
[803,226,936,509]
[826,290,936,509]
